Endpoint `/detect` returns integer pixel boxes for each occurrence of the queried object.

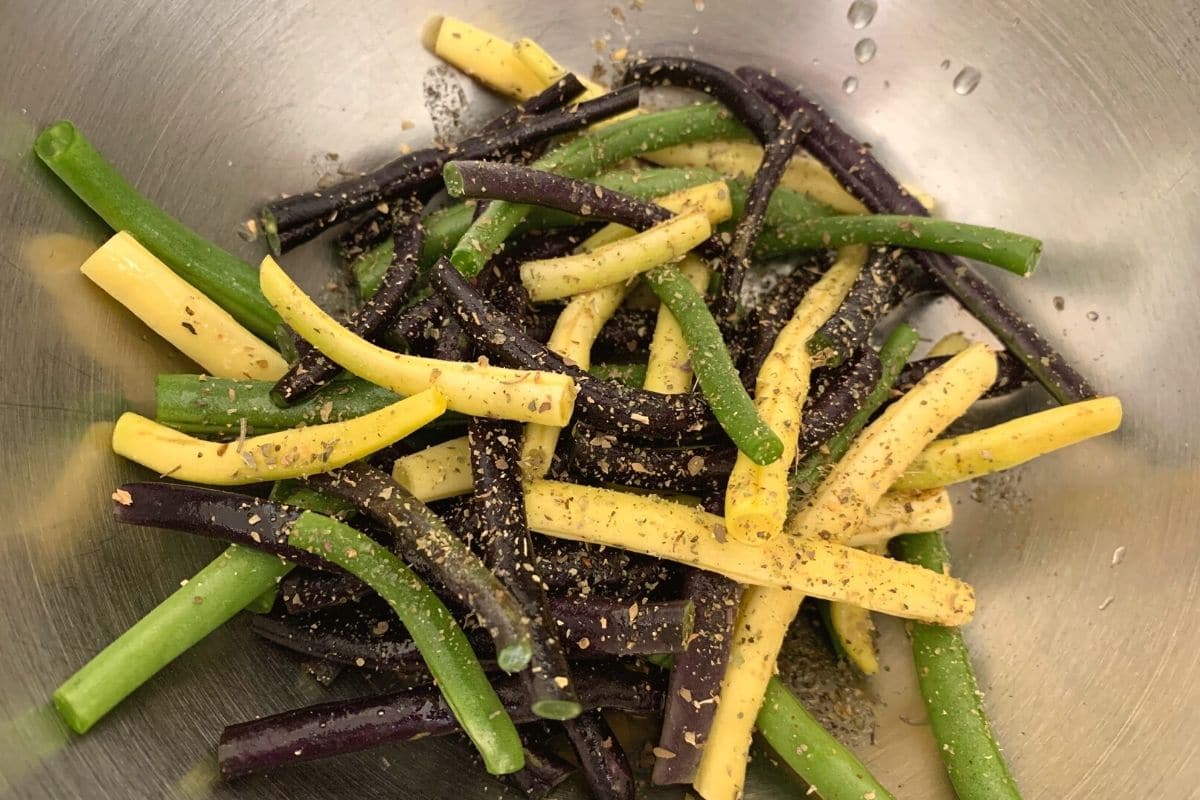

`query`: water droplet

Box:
[953,66,982,95]
[1086,310,1099,321]
[854,38,877,64]
[940,59,951,70]
[847,0,878,29]
[842,76,860,94]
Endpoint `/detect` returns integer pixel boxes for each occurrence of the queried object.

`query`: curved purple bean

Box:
[622,57,779,142]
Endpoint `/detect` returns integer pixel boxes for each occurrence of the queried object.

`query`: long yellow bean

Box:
[259,256,578,426]
[521,211,713,301]
[512,37,606,99]
[892,396,1123,491]
[723,246,866,543]
[788,344,999,538]
[521,282,631,477]
[112,389,447,485]
[523,480,974,625]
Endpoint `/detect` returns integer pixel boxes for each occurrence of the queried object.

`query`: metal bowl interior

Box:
[1,1,1197,798]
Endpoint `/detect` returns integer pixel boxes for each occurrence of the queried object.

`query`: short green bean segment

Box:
[34,121,281,340]
[757,676,896,800]
[53,546,293,734]
[759,215,1042,276]
[450,103,751,276]
[645,264,784,466]
[287,512,524,776]
[893,532,1024,800]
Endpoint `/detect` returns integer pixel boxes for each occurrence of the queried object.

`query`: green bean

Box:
[892,532,1023,800]
[757,676,896,800]
[450,104,752,276]
[790,324,920,496]
[34,121,281,340]
[154,374,465,436]
[758,215,1042,276]
[645,264,783,465]
[53,546,292,734]
[588,361,648,388]
[287,512,524,775]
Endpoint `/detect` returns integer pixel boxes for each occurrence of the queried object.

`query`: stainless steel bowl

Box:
[2,1,1197,797]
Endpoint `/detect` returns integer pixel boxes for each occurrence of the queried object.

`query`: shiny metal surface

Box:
[1,1,1197,797]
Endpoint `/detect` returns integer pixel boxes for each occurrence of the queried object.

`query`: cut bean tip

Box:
[496,642,534,674]
[442,163,467,197]
[34,120,77,161]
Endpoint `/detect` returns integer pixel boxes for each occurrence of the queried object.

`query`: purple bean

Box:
[265,586,691,669]
[622,57,779,142]
[470,418,581,719]
[652,569,741,784]
[553,595,694,656]
[807,250,917,368]
[713,110,806,324]
[569,348,883,491]
[443,160,724,259]
[251,602,498,675]
[431,313,471,362]
[795,348,883,459]
[567,426,735,495]
[112,483,316,567]
[217,664,663,780]
[479,74,589,135]
[507,745,577,800]
[336,208,391,262]
[742,262,824,387]
[280,539,677,616]
[280,569,369,614]
[336,78,589,261]
[563,711,636,800]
